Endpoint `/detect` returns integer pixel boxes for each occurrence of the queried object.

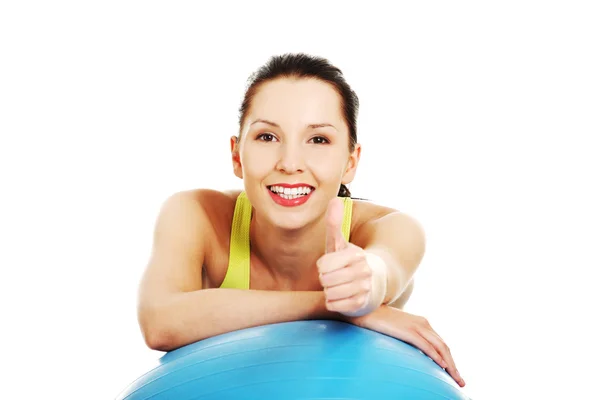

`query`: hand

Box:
[316,197,387,317]
[348,305,466,387]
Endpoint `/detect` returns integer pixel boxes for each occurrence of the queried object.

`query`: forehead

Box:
[247,77,345,127]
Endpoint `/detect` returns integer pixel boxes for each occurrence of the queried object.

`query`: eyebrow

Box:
[251,119,338,131]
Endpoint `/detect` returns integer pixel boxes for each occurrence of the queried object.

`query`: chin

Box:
[267,209,313,231]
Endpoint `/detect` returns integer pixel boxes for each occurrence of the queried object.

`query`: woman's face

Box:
[231,77,361,230]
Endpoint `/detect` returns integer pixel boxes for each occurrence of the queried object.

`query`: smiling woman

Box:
[128,53,467,397]
[231,75,358,233]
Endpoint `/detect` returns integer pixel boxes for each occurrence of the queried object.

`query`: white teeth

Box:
[269,185,313,198]
[278,193,304,199]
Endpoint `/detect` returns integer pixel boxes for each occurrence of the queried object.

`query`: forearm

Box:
[365,246,411,305]
[139,289,340,351]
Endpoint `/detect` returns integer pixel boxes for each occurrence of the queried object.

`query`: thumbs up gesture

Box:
[317,197,388,317]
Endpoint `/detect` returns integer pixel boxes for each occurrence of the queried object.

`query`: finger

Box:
[320,261,371,287]
[324,280,370,301]
[325,292,368,313]
[403,331,446,373]
[325,197,346,253]
[317,247,365,275]
[417,321,460,377]
[419,328,464,386]
[424,323,445,343]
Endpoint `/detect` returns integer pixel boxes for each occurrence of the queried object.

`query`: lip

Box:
[266,185,314,207]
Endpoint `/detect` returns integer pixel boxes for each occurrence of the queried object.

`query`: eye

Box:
[310,136,330,145]
[257,133,277,142]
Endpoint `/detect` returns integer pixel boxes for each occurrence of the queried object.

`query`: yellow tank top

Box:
[219,191,354,289]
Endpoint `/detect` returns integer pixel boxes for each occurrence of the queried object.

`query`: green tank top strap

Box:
[220,191,252,289]
[220,191,353,289]
[341,195,353,241]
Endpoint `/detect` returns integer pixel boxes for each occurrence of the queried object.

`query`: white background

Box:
[1,1,599,399]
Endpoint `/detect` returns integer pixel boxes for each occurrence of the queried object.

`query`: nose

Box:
[276,143,305,174]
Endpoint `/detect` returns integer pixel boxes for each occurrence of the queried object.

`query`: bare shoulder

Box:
[155,188,235,233]
[166,188,241,250]
[141,188,239,294]
[350,198,398,224]
[160,187,240,219]
[197,188,241,241]
[185,188,242,287]
[349,198,398,236]
[350,198,425,248]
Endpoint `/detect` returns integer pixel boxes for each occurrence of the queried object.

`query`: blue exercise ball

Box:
[117,320,469,399]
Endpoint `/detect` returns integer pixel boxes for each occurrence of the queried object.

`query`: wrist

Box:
[365,251,388,308]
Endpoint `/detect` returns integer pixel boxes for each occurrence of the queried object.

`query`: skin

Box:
[138,76,465,387]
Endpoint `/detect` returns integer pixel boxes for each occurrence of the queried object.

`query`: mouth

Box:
[267,185,314,199]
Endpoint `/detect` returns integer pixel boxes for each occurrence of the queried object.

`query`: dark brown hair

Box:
[238,53,359,198]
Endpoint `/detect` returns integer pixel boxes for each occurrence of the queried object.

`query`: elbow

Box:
[138,309,177,352]
[142,325,177,352]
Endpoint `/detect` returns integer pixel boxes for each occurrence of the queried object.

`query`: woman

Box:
[137,53,465,387]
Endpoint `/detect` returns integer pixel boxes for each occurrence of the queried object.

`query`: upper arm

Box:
[137,191,210,314]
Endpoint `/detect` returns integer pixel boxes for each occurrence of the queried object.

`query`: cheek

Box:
[305,151,347,179]
[306,160,345,198]
[241,147,275,176]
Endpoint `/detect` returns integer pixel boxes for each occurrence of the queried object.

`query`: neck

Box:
[249,212,326,287]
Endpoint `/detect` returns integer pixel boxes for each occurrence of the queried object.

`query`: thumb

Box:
[325,197,347,253]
